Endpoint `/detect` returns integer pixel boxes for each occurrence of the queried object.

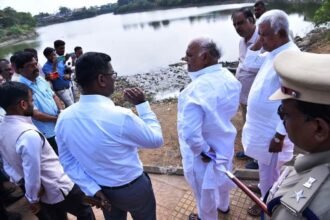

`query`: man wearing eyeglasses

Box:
[179,38,241,220]
[55,52,164,220]
[231,8,264,169]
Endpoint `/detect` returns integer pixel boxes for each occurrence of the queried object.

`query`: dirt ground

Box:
[138,31,330,170]
[138,101,247,169]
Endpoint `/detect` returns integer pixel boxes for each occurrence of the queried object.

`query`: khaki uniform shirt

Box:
[266,150,330,219]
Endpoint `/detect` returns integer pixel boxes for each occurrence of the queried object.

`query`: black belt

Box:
[101,173,143,190]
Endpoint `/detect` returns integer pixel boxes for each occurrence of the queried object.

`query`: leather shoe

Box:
[245,160,259,169]
[218,207,230,214]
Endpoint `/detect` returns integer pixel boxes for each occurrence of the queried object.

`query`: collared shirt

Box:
[0,115,73,204]
[42,60,70,91]
[178,64,241,173]
[236,28,264,105]
[266,151,330,220]
[0,107,5,123]
[242,41,299,165]
[55,95,163,196]
[19,75,58,138]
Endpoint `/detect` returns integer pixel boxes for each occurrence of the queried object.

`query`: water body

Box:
[0,2,317,75]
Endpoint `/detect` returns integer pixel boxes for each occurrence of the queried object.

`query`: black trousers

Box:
[101,172,156,220]
[38,184,95,220]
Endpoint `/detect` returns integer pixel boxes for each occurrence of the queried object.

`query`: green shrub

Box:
[313,0,330,26]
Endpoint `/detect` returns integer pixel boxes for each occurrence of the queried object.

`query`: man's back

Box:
[55,94,163,190]
[178,64,241,161]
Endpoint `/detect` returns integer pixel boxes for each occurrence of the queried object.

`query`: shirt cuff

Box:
[86,184,102,197]
[135,101,151,115]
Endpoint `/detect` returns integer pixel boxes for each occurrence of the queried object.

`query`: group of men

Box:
[0,1,330,220]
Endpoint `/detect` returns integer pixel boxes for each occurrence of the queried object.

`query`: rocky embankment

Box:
[113,27,329,103]
[0,31,38,47]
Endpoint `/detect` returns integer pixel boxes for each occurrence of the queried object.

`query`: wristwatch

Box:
[273,137,282,143]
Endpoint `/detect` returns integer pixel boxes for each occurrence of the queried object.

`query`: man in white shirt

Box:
[0,74,5,122]
[232,8,264,167]
[0,81,95,219]
[241,10,299,216]
[232,8,259,123]
[178,38,241,220]
[55,52,163,220]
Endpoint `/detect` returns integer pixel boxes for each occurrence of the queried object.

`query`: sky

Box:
[0,0,117,15]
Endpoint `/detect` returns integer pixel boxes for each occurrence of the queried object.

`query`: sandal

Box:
[247,204,262,217]
[188,213,201,220]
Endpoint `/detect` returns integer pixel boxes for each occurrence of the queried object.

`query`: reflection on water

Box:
[0,2,319,75]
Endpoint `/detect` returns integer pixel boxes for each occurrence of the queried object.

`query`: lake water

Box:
[1,2,317,75]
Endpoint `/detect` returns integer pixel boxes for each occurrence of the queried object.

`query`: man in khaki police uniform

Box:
[265,50,330,219]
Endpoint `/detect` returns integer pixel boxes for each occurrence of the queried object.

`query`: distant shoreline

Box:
[0,31,38,48]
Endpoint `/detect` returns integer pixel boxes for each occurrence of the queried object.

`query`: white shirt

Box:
[236,28,262,105]
[0,115,74,204]
[0,107,5,122]
[242,41,299,165]
[178,64,241,184]
[55,95,163,196]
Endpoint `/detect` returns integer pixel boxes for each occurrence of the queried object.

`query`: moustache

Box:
[33,69,40,74]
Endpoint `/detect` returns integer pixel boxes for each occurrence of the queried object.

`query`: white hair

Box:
[257,9,289,36]
[192,37,222,59]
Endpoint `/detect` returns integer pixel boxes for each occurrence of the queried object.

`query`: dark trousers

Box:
[101,172,156,220]
[38,184,95,220]
[47,136,58,155]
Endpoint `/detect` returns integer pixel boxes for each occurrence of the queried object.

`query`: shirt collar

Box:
[79,94,115,106]
[4,115,33,123]
[247,28,259,45]
[19,75,34,86]
[189,64,222,81]
[294,150,330,173]
[269,41,295,57]
[19,75,41,86]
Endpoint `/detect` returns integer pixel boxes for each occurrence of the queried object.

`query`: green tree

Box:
[59,6,72,15]
[313,0,330,26]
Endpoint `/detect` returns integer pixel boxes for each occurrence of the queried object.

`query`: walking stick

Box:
[202,152,271,217]
[223,169,270,216]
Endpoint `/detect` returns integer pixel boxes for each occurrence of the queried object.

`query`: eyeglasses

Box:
[277,105,284,120]
[110,71,117,80]
[102,71,117,80]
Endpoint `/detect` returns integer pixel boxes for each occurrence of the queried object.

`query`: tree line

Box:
[115,0,220,14]
[0,7,36,41]
[0,0,329,43]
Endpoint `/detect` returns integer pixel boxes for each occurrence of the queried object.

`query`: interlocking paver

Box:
[10,173,260,220]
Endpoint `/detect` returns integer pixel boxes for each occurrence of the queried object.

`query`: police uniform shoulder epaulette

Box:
[280,164,330,217]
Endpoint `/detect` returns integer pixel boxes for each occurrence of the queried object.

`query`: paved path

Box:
[7,174,259,220]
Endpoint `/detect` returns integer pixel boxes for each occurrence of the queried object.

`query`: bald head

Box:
[183,37,221,72]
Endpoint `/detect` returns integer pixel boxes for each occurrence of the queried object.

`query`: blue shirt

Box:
[19,75,58,138]
[42,60,70,91]
[55,95,163,196]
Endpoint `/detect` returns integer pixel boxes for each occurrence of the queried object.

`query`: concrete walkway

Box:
[7,174,259,220]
